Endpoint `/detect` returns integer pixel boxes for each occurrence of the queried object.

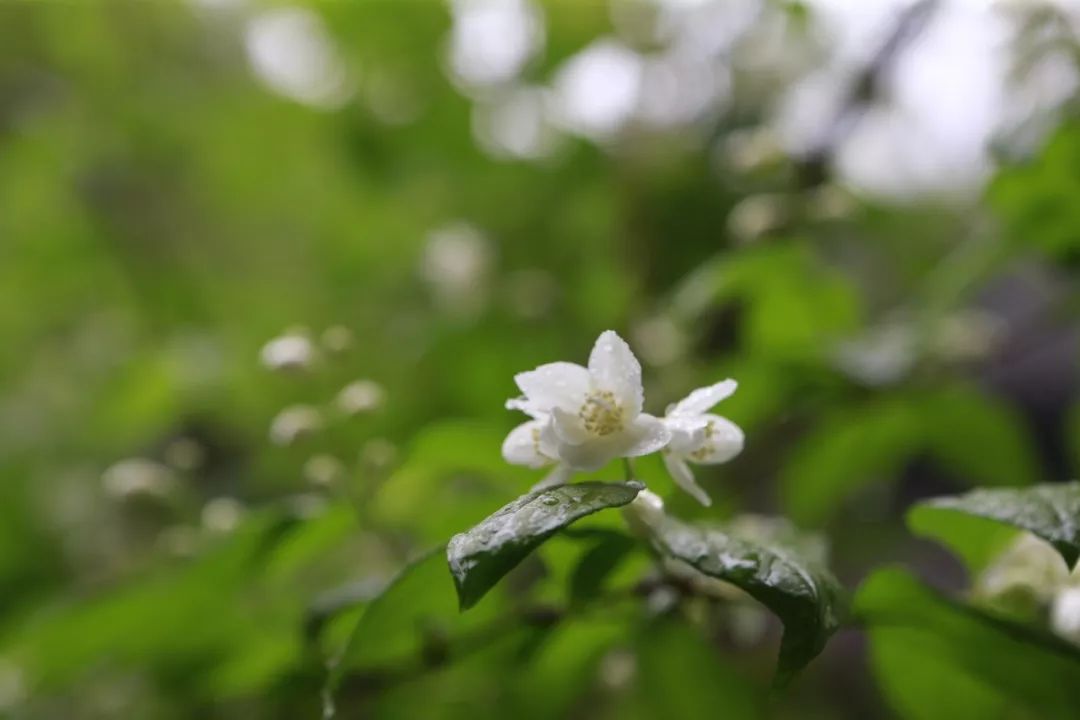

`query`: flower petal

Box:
[620,414,672,457]
[505,397,546,419]
[663,415,708,455]
[548,406,593,445]
[663,452,712,506]
[553,436,619,472]
[587,330,643,416]
[690,414,744,465]
[514,362,591,413]
[672,379,737,416]
[501,420,554,468]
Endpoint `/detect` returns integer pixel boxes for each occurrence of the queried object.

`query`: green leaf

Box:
[919,385,1041,488]
[568,531,637,605]
[448,481,644,610]
[912,482,1080,569]
[856,568,1080,718]
[780,398,921,526]
[907,503,1020,578]
[648,514,845,681]
[6,511,297,689]
[331,549,503,690]
[619,618,764,719]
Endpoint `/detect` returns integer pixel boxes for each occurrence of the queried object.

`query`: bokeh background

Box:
[2,0,1080,717]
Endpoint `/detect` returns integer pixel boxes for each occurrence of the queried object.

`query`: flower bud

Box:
[336,380,385,415]
[201,497,245,534]
[102,459,176,500]
[269,405,323,446]
[1052,586,1080,645]
[260,332,315,372]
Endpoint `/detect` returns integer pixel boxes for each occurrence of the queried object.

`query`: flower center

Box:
[578,390,624,436]
[688,420,716,461]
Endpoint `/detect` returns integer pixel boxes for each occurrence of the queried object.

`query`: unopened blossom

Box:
[1052,586,1080,645]
[101,458,176,500]
[201,497,245,534]
[661,379,744,506]
[337,379,385,415]
[269,404,323,446]
[503,330,670,472]
[260,332,315,372]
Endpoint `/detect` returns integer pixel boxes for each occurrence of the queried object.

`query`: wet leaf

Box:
[856,568,1080,718]
[448,481,644,610]
[913,482,1080,569]
[649,514,845,682]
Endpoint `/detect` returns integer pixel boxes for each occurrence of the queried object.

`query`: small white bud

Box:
[102,459,176,500]
[337,380,385,415]
[269,405,323,446]
[157,525,200,558]
[361,438,398,469]
[420,221,493,316]
[976,533,1069,605]
[0,657,25,712]
[321,325,354,354]
[1052,586,1080,645]
[163,437,205,471]
[303,453,346,487]
[807,184,857,221]
[726,194,786,243]
[626,489,666,530]
[260,333,315,372]
[632,315,686,367]
[201,497,245,534]
[286,493,329,519]
[598,649,636,689]
[721,126,783,174]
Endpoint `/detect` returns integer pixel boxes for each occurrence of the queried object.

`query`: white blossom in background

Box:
[503,330,670,472]
[661,379,744,506]
[631,314,687,367]
[321,325,354,354]
[260,331,316,372]
[244,7,352,109]
[472,85,558,160]
[548,39,644,141]
[1052,585,1080,645]
[303,453,346,487]
[163,437,205,471]
[269,404,323,446]
[102,459,177,500]
[337,379,385,415]
[976,533,1070,605]
[201,497,245,534]
[0,657,25,712]
[446,0,544,91]
[421,221,494,316]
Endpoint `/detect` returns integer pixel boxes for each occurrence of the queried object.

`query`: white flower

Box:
[661,380,744,506]
[336,379,385,415]
[1052,586,1080,645]
[260,332,315,372]
[502,330,671,472]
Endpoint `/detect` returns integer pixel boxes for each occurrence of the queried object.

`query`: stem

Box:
[622,457,635,482]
